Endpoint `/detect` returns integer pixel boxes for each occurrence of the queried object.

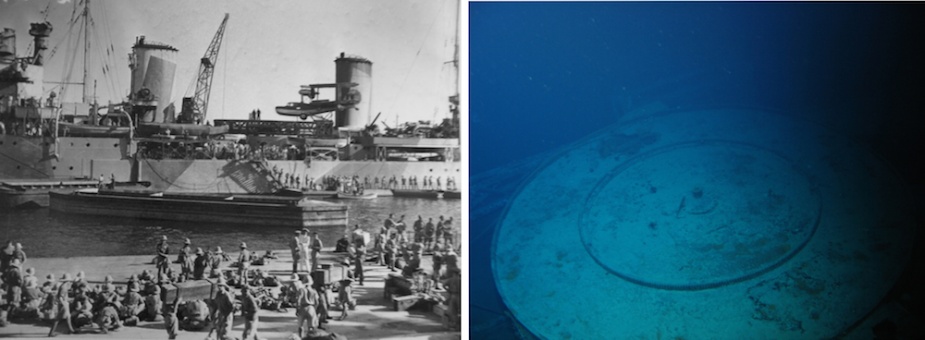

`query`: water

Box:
[0,198,460,258]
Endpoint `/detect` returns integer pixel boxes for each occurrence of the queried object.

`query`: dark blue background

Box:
[469,2,925,338]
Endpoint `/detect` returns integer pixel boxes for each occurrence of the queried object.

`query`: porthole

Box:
[86,143,91,147]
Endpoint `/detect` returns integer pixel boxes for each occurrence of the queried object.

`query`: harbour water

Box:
[0,197,460,258]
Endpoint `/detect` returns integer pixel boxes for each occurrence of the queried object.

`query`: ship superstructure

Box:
[1,2,461,205]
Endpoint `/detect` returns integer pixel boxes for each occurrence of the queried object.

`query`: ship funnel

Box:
[128,36,178,123]
[0,28,15,63]
[334,52,373,130]
[28,22,52,66]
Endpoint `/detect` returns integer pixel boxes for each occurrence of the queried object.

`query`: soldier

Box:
[96,276,123,333]
[162,293,179,340]
[241,286,260,340]
[0,241,13,273]
[143,284,163,322]
[210,277,235,340]
[155,235,170,278]
[48,273,75,336]
[374,229,387,266]
[443,217,456,249]
[413,215,424,243]
[121,283,145,325]
[395,215,407,240]
[432,243,444,289]
[384,232,398,272]
[336,278,356,321]
[442,267,462,330]
[353,240,366,286]
[310,231,323,273]
[12,243,26,265]
[178,238,193,281]
[192,248,210,280]
[238,242,252,282]
[4,259,23,315]
[290,230,302,274]
[424,217,436,251]
[296,275,319,337]
[383,213,395,233]
[435,216,446,249]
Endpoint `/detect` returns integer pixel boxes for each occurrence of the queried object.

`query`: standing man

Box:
[290,230,302,274]
[443,217,456,250]
[353,240,366,286]
[48,273,75,337]
[383,213,395,236]
[192,248,210,280]
[296,275,319,337]
[0,241,13,273]
[4,259,23,315]
[384,232,398,272]
[299,229,312,274]
[394,215,407,241]
[374,230,387,266]
[241,285,260,340]
[424,217,436,252]
[178,238,193,281]
[212,277,235,340]
[310,231,323,273]
[162,293,180,340]
[413,216,424,244]
[238,242,252,281]
[155,236,170,278]
[435,216,446,250]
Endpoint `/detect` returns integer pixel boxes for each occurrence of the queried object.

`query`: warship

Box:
[0,2,461,208]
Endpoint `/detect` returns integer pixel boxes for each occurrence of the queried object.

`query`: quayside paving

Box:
[1,248,460,340]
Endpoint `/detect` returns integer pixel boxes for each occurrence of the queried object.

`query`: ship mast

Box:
[81,0,91,104]
[450,0,460,134]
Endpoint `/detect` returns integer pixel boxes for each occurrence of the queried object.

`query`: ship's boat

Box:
[335,192,378,200]
[57,122,131,138]
[391,189,444,199]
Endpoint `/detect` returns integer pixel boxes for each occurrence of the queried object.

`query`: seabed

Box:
[492,109,916,339]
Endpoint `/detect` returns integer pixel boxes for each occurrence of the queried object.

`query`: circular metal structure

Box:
[492,109,916,339]
[580,141,821,290]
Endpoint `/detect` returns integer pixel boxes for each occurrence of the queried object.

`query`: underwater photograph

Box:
[469,2,925,339]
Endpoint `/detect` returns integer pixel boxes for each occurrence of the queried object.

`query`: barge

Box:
[49,189,348,228]
[1,180,103,209]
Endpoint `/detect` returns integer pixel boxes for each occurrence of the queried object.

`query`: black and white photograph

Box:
[0,0,462,339]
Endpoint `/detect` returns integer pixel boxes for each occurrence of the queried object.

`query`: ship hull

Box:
[2,135,461,194]
[49,190,348,228]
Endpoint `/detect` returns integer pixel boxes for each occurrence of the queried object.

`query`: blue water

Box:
[470,2,925,338]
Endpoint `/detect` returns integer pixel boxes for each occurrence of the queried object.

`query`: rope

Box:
[384,1,449,118]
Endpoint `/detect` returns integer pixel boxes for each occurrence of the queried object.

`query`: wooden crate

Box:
[392,294,419,311]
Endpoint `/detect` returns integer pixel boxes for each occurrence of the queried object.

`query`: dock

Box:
[1,248,460,340]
